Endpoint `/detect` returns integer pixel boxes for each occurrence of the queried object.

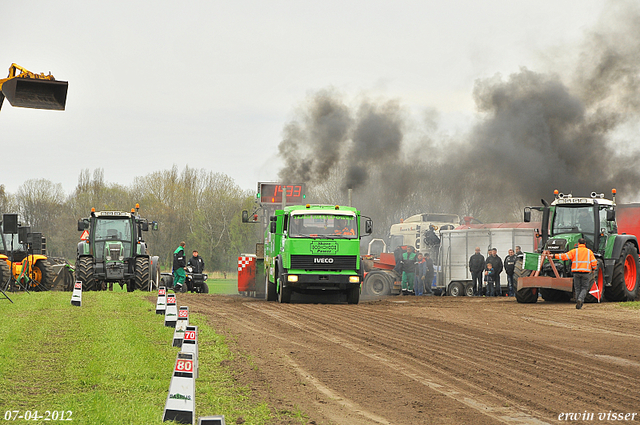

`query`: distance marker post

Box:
[165,294,178,327]
[163,351,196,424]
[71,281,82,307]
[173,306,189,347]
[198,416,226,425]
[182,325,199,379]
[156,287,167,315]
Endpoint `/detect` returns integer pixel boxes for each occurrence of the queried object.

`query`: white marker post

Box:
[163,351,196,424]
[182,326,199,379]
[165,294,178,327]
[173,306,189,347]
[71,281,82,307]
[198,416,226,425]
[156,287,167,315]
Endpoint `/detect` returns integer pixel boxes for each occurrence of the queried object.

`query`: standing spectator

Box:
[172,241,186,292]
[515,246,523,258]
[484,262,495,297]
[550,238,597,309]
[469,247,485,296]
[414,253,425,296]
[487,248,503,296]
[424,253,435,296]
[188,250,205,273]
[401,246,417,293]
[504,248,517,296]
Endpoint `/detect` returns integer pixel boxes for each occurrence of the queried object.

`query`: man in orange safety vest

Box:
[550,238,597,309]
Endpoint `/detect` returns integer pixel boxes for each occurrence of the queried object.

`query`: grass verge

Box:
[0,291,272,424]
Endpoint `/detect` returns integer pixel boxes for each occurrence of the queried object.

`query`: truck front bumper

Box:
[282,272,360,292]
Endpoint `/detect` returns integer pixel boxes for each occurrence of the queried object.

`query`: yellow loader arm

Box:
[0,63,68,111]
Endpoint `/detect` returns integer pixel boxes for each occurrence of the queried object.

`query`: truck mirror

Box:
[242,210,249,223]
[152,221,159,231]
[365,219,373,235]
[270,221,277,234]
[607,209,615,221]
[270,215,277,222]
[524,209,531,223]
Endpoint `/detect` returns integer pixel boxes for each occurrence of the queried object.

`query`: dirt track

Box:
[183,294,640,424]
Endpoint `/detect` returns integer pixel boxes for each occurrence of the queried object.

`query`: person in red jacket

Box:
[550,238,597,309]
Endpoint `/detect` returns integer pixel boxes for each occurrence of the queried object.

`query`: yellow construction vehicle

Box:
[0,63,68,111]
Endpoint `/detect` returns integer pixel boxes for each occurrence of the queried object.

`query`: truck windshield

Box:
[289,214,358,239]
[552,206,595,237]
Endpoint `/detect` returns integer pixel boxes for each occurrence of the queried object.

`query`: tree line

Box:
[0,167,260,272]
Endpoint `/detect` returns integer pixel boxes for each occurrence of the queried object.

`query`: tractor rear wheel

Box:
[605,242,640,301]
[31,259,54,291]
[76,257,96,291]
[134,257,150,291]
[0,259,10,287]
[514,259,538,303]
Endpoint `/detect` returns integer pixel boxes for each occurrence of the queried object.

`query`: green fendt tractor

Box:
[76,204,160,292]
[516,189,639,303]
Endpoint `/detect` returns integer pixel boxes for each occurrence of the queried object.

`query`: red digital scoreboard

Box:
[258,183,306,205]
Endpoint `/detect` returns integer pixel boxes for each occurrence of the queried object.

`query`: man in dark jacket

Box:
[188,250,205,273]
[504,248,517,296]
[486,248,503,296]
[173,241,186,291]
[424,252,435,296]
[469,247,485,296]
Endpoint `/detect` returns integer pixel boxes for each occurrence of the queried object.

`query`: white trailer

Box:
[436,228,537,296]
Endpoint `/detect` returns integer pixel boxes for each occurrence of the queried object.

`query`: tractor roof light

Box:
[91,207,95,213]
[335,205,339,210]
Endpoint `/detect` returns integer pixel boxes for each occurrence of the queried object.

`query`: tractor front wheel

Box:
[134,257,150,291]
[76,257,96,291]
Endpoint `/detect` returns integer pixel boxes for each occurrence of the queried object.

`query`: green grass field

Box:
[0,289,295,424]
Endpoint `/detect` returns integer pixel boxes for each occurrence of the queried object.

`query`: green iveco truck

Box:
[264,204,372,304]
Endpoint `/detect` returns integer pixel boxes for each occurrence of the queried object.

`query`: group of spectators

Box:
[469,246,523,297]
[396,246,435,296]
[173,241,206,292]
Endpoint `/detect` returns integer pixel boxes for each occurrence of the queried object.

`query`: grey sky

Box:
[2,0,606,195]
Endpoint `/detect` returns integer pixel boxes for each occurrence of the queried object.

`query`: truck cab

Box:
[264,204,372,304]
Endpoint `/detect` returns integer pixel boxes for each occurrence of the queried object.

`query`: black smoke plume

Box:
[277,1,640,233]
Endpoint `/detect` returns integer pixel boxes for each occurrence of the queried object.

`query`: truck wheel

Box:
[265,273,277,301]
[363,271,391,296]
[134,257,150,291]
[464,283,474,297]
[585,259,605,303]
[514,260,538,303]
[76,257,96,291]
[605,242,640,301]
[540,288,571,302]
[347,285,360,304]
[30,259,55,291]
[277,270,291,303]
[447,282,464,297]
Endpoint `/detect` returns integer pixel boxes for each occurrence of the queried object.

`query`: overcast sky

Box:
[1,0,607,195]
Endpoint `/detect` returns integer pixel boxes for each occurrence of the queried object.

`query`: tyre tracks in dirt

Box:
[184,295,640,425]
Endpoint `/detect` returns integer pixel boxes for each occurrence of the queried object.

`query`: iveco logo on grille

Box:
[314,258,334,264]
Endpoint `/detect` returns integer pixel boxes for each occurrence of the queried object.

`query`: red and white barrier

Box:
[173,306,189,347]
[156,287,167,315]
[71,281,82,307]
[163,351,196,424]
[165,294,178,327]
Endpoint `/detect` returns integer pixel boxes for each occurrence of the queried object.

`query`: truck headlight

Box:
[287,275,299,282]
[349,276,360,283]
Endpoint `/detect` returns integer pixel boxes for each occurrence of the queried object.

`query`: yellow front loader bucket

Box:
[1,77,67,110]
[0,63,68,111]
